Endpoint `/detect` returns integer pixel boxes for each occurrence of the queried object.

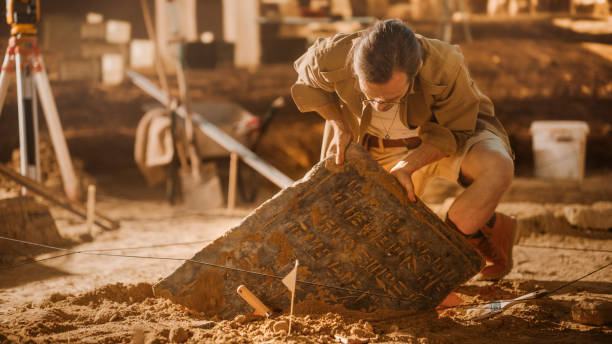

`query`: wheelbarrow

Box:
[191,97,285,202]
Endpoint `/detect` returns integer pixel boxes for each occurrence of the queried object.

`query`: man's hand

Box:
[390,161,417,202]
[389,141,448,202]
[327,119,353,165]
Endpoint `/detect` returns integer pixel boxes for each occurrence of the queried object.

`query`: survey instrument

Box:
[1,0,80,200]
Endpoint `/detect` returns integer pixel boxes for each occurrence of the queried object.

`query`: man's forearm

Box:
[400,141,448,174]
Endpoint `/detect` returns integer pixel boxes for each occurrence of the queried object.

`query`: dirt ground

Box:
[0,16,611,344]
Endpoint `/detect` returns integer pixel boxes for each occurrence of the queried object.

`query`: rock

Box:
[234,314,247,324]
[169,327,190,343]
[130,328,144,344]
[272,320,289,334]
[363,321,373,333]
[153,144,483,318]
[144,337,166,344]
[93,309,113,324]
[350,327,370,338]
[564,202,612,230]
[572,298,612,325]
[194,321,216,329]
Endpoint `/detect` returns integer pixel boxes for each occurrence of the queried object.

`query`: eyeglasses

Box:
[360,96,405,106]
[359,78,412,107]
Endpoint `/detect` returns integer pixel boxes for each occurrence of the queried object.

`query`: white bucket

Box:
[530,120,589,180]
[101,54,124,85]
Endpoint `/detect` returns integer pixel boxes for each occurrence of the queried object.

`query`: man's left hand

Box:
[390,161,417,202]
[388,141,448,202]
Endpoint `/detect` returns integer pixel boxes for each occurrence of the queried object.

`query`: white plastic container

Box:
[130,39,155,68]
[101,54,124,85]
[530,120,589,180]
[106,20,131,44]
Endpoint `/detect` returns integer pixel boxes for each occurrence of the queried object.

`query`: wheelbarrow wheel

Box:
[238,161,258,203]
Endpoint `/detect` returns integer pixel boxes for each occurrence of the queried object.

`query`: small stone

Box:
[272,320,289,334]
[388,324,399,333]
[234,314,247,324]
[363,322,373,333]
[169,327,191,343]
[350,327,369,338]
[194,321,215,329]
[572,298,612,325]
[158,329,170,338]
[144,337,166,344]
[93,309,112,324]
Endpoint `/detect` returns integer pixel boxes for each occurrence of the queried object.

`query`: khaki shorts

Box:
[368,130,513,197]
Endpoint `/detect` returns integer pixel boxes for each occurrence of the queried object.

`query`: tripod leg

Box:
[34,55,81,200]
[15,50,36,190]
[32,69,41,181]
[0,49,13,117]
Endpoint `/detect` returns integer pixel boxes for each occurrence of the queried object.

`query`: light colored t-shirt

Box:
[366,104,419,139]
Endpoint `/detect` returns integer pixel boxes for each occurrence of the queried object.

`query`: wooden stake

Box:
[228,152,238,212]
[287,260,299,336]
[236,285,272,317]
[86,184,96,234]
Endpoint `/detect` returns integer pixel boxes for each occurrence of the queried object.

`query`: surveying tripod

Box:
[0,0,80,200]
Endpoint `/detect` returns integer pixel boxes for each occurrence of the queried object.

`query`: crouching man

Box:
[291,19,517,280]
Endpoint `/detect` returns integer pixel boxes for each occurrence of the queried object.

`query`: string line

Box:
[1,236,609,313]
[0,236,421,302]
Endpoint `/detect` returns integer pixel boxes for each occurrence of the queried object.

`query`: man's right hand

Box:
[327,119,353,165]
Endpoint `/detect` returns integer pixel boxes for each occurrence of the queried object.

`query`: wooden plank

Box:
[153,144,483,318]
[0,164,119,231]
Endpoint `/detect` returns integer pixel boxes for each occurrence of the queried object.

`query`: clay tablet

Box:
[153,144,483,318]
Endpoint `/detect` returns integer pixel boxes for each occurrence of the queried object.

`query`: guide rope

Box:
[1,235,609,313]
[0,235,427,303]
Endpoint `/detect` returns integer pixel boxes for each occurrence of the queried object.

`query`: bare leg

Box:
[447,139,514,235]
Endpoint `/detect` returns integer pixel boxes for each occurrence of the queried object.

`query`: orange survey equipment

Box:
[6,0,40,35]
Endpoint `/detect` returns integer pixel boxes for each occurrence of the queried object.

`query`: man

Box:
[291,19,516,280]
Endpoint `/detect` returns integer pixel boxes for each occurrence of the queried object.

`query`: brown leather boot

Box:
[468,213,518,281]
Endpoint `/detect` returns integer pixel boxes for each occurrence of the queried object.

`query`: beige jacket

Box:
[291,31,510,156]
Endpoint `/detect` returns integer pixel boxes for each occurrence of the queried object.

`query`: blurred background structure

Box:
[0,0,610,208]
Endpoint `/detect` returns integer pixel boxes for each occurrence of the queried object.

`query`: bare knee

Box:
[461,147,514,191]
[485,151,514,192]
